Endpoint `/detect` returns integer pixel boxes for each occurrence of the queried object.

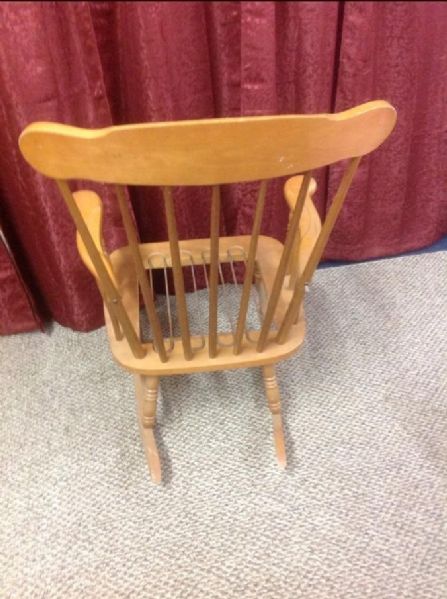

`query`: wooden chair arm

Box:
[73,190,125,340]
[283,175,321,289]
[73,190,118,288]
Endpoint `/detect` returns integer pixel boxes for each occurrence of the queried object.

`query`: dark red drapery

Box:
[0,1,446,333]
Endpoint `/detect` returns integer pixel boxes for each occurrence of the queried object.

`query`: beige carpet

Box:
[1,253,446,598]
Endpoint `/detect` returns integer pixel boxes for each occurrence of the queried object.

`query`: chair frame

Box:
[19,101,396,483]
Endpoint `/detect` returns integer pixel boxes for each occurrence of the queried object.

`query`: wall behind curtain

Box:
[0,1,445,333]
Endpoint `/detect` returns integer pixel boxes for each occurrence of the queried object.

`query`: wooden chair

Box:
[19,101,396,483]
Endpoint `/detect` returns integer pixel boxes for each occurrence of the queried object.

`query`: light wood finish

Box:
[276,157,361,344]
[263,365,286,468]
[115,185,167,362]
[72,190,117,286]
[72,190,123,341]
[233,180,267,355]
[105,235,306,376]
[163,187,193,361]
[284,176,320,288]
[134,374,161,484]
[208,186,220,358]
[19,101,396,185]
[57,180,145,359]
[256,172,312,353]
[301,157,361,285]
[19,101,396,483]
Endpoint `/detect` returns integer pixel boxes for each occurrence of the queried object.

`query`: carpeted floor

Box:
[1,253,446,598]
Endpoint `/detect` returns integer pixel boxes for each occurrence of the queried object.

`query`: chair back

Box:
[19,101,396,362]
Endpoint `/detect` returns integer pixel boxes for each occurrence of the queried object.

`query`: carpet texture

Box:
[1,253,446,598]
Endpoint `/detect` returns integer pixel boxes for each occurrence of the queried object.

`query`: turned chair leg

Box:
[262,365,287,469]
[134,374,162,484]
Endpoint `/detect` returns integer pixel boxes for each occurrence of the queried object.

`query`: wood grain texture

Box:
[283,176,320,289]
[233,180,267,355]
[57,180,145,359]
[256,172,312,353]
[263,365,286,469]
[73,190,123,341]
[163,187,193,361]
[105,235,305,376]
[134,374,161,484]
[115,185,167,362]
[208,186,220,358]
[19,101,396,185]
[276,157,361,344]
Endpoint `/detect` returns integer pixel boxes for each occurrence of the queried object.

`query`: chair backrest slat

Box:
[302,157,361,286]
[163,187,193,360]
[208,185,220,358]
[19,101,396,185]
[100,285,123,342]
[233,180,267,355]
[276,157,361,344]
[256,172,312,353]
[56,180,146,359]
[115,185,168,362]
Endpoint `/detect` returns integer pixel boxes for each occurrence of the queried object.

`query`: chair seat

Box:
[107,234,308,376]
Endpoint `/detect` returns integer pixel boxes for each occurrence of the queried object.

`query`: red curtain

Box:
[0,1,446,333]
[0,223,42,334]
[327,1,447,259]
